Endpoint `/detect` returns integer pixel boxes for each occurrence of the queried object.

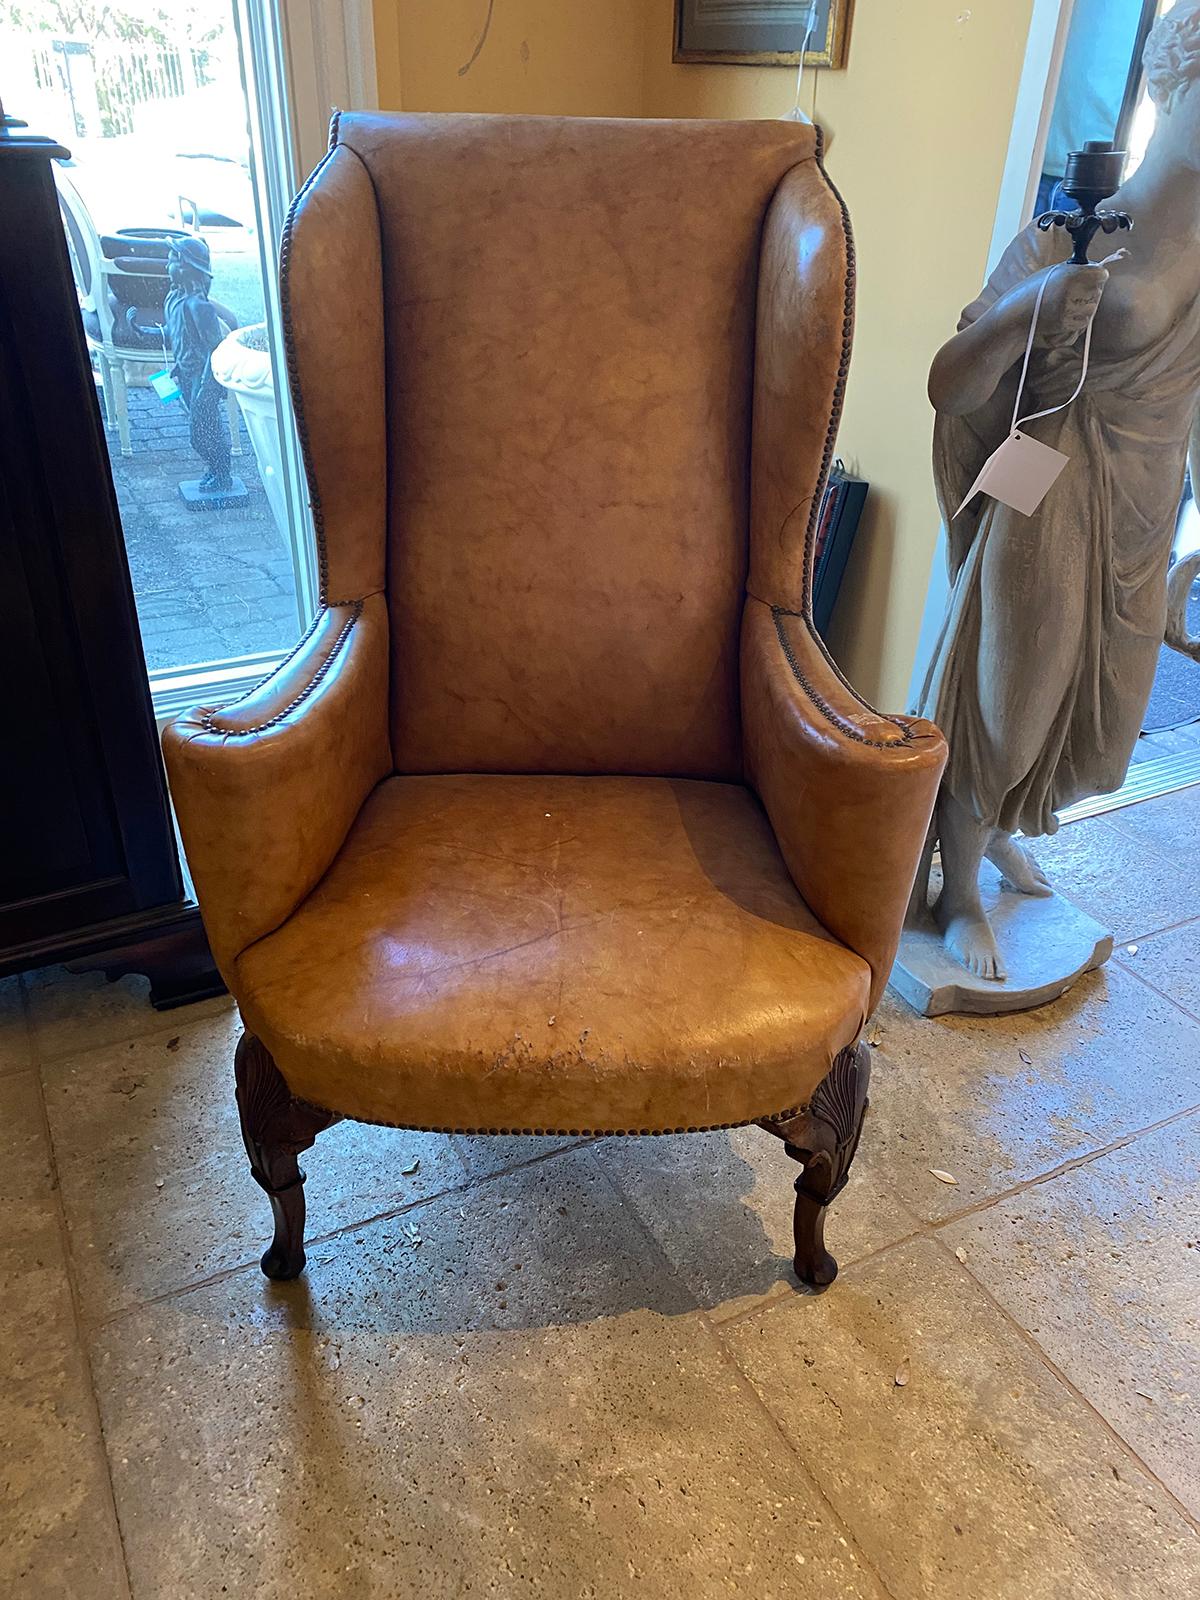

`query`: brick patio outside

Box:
[104,367,303,674]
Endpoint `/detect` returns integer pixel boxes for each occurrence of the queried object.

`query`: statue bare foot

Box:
[985,831,1052,897]
[934,894,1008,981]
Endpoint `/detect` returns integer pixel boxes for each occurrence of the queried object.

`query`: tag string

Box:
[1009,253,1121,434]
[787,2,819,120]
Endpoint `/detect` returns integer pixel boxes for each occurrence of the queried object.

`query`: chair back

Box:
[288,113,829,777]
[54,165,109,338]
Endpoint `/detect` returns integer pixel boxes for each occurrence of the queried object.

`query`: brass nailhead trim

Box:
[290,1096,807,1140]
[771,607,914,750]
[204,108,364,738]
[801,126,857,621]
[198,602,363,735]
[193,604,326,726]
[278,110,344,607]
[768,133,915,753]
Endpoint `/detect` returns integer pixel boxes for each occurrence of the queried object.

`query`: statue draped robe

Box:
[918,222,1200,838]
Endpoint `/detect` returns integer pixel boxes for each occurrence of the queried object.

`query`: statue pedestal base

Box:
[890,861,1113,1018]
[178,476,249,512]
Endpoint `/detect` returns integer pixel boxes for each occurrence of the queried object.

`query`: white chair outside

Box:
[54,165,241,460]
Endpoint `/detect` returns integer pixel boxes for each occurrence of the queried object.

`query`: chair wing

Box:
[744,152,946,1008]
[278,131,388,608]
[162,598,391,977]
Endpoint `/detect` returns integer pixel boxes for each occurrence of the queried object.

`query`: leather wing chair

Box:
[163,112,946,1292]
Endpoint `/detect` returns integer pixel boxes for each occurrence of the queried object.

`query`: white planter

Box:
[210,324,288,541]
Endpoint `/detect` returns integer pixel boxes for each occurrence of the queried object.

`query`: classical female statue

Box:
[916,1,1200,982]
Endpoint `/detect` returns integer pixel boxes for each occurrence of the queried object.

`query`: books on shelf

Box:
[812,461,867,636]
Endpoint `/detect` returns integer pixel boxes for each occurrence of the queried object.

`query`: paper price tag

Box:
[149,368,181,403]
[954,429,1070,519]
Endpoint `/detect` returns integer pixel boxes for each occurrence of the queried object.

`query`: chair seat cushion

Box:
[234,775,871,1134]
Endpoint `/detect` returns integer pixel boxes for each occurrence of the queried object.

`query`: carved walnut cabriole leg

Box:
[234,1032,339,1280]
[759,1041,871,1289]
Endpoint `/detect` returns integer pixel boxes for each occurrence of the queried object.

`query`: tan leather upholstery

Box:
[741,602,945,1015]
[236,776,871,1132]
[340,112,821,779]
[280,141,387,605]
[164,112,946,1135]
[162,595,392,977]
[750,159,854,612]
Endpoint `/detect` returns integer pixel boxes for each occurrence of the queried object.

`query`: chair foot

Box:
[113,363,132,456]
[97,353,117,428]
[234,1032,338,1281]
[759,1041,871,1290]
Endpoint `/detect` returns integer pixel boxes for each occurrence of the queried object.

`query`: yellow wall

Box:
[641,1,1035,706]
[373,1,646,116]
[373,0,1038,707]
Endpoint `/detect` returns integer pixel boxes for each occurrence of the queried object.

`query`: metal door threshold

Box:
[1058,749,1200,824]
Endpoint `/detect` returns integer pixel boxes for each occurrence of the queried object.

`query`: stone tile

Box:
[725,1237,1200,1600]
[0,1072,128,1599]
[593,1122,919,1322]
[1031,813,1200,940]
[42,1011,468,1320]
[452,1131,586,1178]
[90,1151,881,1600]
[944,1113,1200,1517]
[1116,918,1200,1018]
[0,974,32,1074]
[1105,783,1200,863]
[24,963,234,1061]
[872,964,1200,1222]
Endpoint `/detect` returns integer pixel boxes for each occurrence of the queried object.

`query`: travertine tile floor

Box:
[3,786,1200,1598]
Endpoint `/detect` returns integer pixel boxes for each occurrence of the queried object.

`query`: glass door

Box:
[1,0,319,713]
[1015,0,1200,819]
[1099,0,1200,790]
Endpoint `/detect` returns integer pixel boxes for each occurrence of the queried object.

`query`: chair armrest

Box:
[162,594,392,976]
[741,597,946,1012]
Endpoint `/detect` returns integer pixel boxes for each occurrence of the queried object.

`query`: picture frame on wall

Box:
[673,1,853,70]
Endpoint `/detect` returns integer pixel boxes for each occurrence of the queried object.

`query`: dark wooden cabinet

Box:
[0,114,219,1005]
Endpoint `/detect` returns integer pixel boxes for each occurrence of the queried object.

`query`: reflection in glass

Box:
[3,2,308,675]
